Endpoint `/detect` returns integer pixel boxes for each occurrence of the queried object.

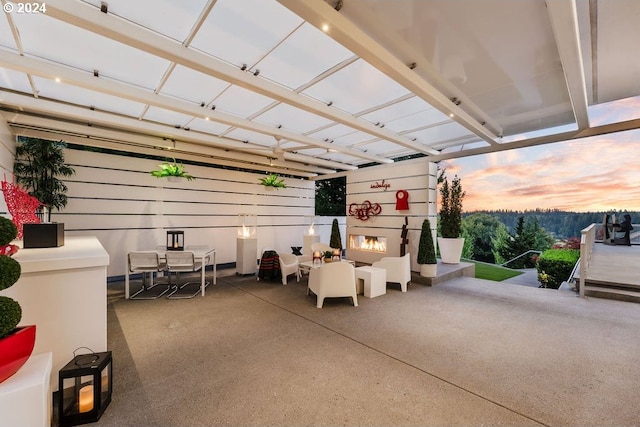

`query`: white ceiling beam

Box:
[431,117,640,162]
[546,0,590,130]
[0,90,355,172]
[43,0,427,157]
[1,113,338,176]
[278,0,500,147]
[0,53,368,167]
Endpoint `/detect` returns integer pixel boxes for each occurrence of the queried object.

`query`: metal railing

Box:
[500,250,541,268]
[579,223,596,298]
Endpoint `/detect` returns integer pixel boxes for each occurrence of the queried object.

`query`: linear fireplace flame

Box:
[349,235,387,253]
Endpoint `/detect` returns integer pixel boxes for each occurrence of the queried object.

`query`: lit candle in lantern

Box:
[332,249,341,261]
[79,385,94,413]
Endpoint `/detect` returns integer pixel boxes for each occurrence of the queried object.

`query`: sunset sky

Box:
[439,97,640,213]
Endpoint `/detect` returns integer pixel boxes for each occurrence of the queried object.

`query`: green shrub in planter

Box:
[536,249,580,289]
[0,256,21,291]
[0,216,22,339]
[0,296,21,338]
[417,219,437,265]
[0,218,17,246]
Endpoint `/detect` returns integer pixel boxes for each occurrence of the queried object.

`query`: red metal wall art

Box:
[348,200,381,221]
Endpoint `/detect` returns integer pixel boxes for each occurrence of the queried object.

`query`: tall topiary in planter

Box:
[0,216,36,384]
[13,137,75,222]
[417,219,437,277]
[437,172,465,264]
[329,218,342,250]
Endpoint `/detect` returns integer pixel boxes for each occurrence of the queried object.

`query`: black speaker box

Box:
[23,223,65,248]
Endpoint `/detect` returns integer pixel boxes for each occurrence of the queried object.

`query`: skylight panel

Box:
[159,65,229,105]
[224,128,279,147]
[143,106,196,128]
[33,77,146,118]
[12,12,170,90]
[0,69,32,94]
[187,117,234,136]
[253,103,333,133]
[191,0,303,68]
[302,59,411,115]
[213,85,274,118]
[404,121,473,145]
[256,23,353,90]
[81,0,210,43]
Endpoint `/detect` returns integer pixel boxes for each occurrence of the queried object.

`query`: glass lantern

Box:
[166,230,184,251]
[237,213,256,239]
[58,351,112,426]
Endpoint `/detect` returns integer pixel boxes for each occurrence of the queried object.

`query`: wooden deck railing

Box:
[579,223,596,298]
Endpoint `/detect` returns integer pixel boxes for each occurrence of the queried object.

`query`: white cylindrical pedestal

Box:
[303,234,320,259]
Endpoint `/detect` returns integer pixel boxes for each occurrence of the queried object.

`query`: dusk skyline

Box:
[440,97,640,213]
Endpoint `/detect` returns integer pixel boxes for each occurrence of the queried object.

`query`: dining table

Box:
[125,245,216,299]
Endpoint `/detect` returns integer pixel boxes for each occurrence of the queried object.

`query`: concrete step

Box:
[411,261,475,287]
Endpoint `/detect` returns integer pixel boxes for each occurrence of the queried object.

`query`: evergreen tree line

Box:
[465,209,640,240]
[459,209,639,268]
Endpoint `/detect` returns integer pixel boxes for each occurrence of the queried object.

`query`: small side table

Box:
[355,266,387,298]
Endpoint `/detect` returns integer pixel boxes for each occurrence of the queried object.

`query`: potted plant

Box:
[0,216,36,384]
[259,173,286,189]
[417,218,437,277]
[13,137,75,222]
[323,250,333,262]
[150,158,195,181]
[437,172,465,264]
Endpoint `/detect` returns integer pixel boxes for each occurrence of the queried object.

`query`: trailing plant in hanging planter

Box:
[150,159,195,181]
[259,174,286,189]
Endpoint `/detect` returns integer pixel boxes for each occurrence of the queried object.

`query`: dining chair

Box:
[165,251,208,299]
[128,251,170,299]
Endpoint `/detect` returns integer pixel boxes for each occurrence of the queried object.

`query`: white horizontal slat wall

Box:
[346,158,437,271]
[55,149,315,278]
[0,118,16,215]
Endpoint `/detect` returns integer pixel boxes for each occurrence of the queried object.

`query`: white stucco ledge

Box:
[12,236,110,273]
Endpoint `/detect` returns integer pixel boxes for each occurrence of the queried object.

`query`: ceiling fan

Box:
[248,135,286,162]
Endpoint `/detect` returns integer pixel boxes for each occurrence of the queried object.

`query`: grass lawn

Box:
[470,261,524,281]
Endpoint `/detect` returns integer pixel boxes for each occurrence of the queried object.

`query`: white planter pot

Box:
[420,263,437,278]
[437,237,465,264]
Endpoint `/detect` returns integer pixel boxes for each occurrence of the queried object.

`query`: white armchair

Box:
[279,252,300,285]
[307,262,358,308]
[372,253,411,292]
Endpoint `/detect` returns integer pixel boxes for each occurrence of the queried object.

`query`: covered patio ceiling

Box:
[1,0,639,178]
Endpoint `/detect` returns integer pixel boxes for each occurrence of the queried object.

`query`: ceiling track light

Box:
[200,102,205,107]
[408,62,417,70]
[253,69,260,76]
[211,105,216,110]
[100,1,108,13]
[333,0,343,11]
[450,97,461,106]
[327,101,333,106]
[93,69,99,77]
[277,124,282,129]
[240,64,247,71]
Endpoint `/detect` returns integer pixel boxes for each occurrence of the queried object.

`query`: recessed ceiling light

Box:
[322,23,329,32]
[55,77,61,83]
[205,117,210,121]
[449,113,454,118]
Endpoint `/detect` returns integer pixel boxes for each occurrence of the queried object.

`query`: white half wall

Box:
[345,158,437,271]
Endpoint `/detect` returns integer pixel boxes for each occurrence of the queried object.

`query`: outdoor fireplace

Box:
[349,235,387,253]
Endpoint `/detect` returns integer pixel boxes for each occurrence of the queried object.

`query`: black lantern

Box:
[58,351,112,426]
[166,230,184,251]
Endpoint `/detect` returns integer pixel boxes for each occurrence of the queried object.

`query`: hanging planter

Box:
[150,159,195,181]
[259,174,286,189]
